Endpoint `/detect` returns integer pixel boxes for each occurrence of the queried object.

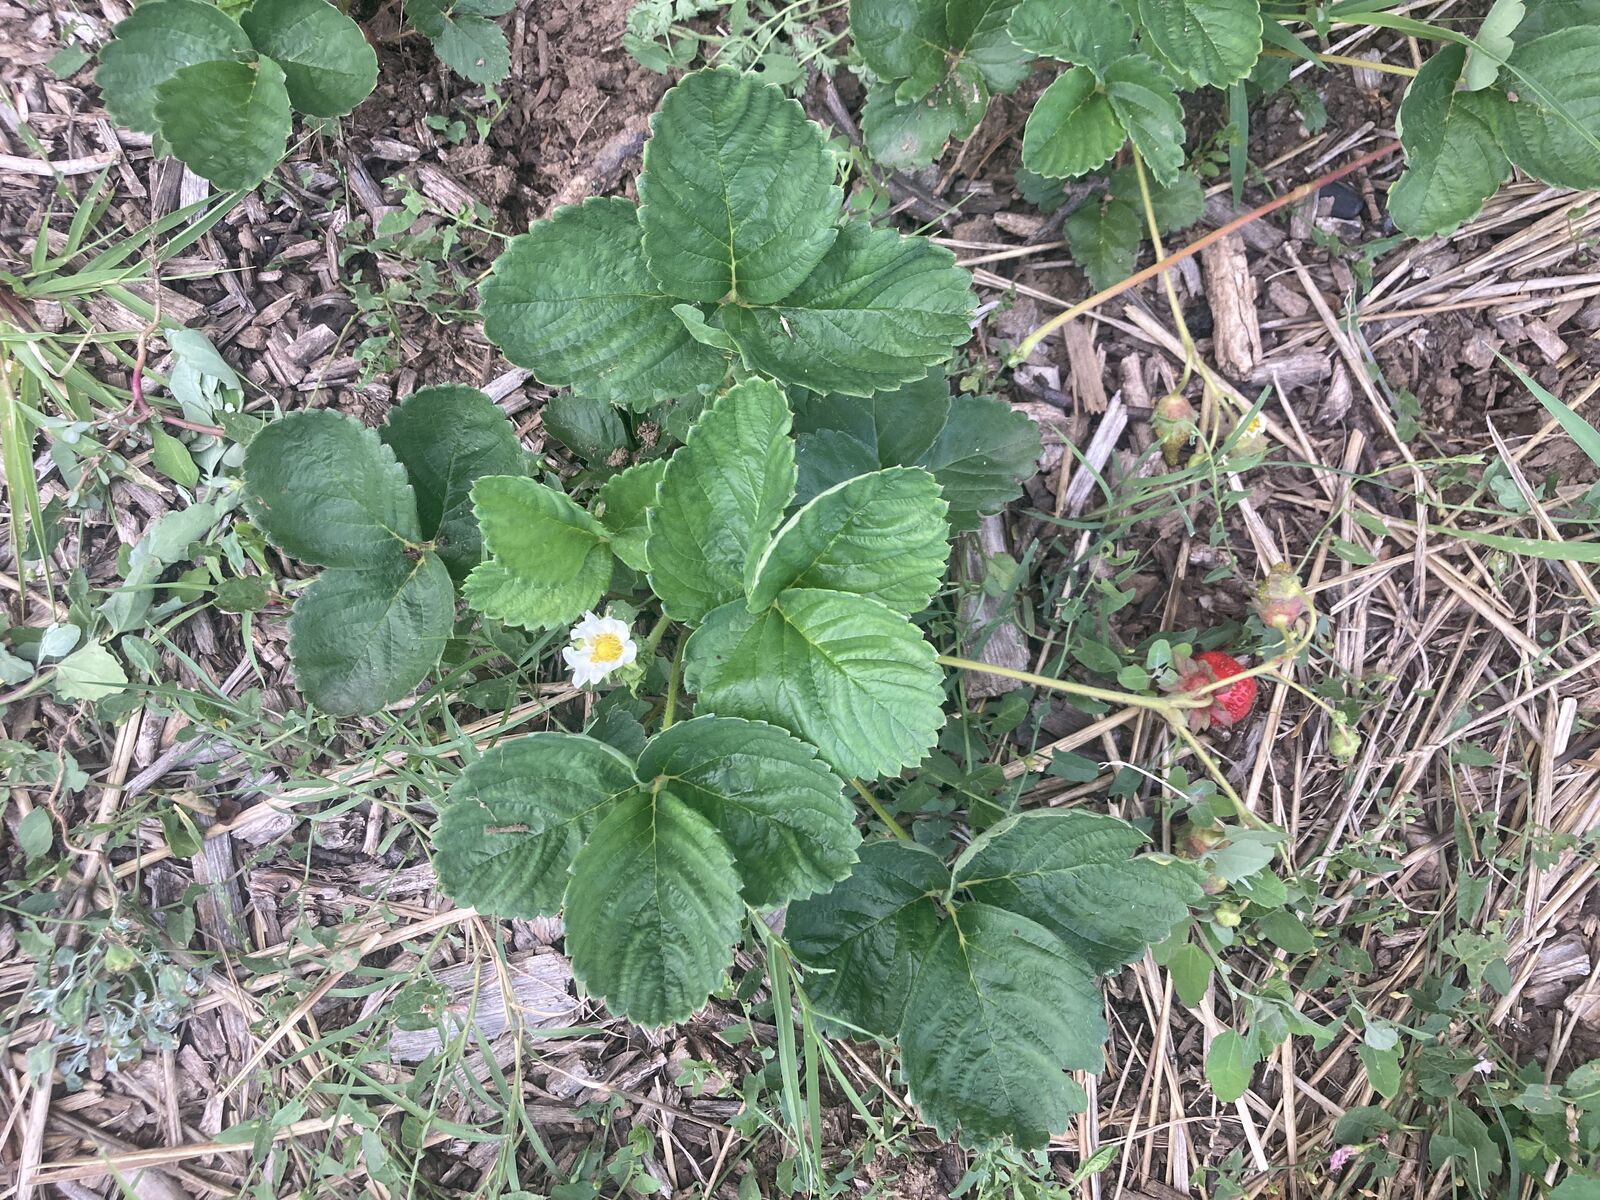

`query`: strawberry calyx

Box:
[1164,648,1258,732]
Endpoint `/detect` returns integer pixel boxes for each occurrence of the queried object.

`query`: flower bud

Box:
[1253,563,1314,631]
[1214,902,1242,928]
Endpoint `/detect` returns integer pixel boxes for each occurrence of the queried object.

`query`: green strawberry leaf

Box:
[565,789,744,1026]
[1388,45,1510,236]
[952,810,1202,972]
[1066,192,1143,289]
[637,716,859,907]
[646,379,795,623]
[404,0,512,83]
[239,0,377,117]
[287,552,455,714]
[1130,0,1263,88]
[915,394,1042,532]
[787,840,951,1036]
[901,902,1104,1147]
[1111,163,1204,231]
[1007,0,1136,72]
[96,0,251,135]
[1206,1030,1257,1102]
[1021,68,1125,179]
[1104,55,1187,186]
[683,588,946,778]
[747,467,950,613]
[793,371,953,504]
[721,222,976,397]
[153,57,291,189]
[1499,28,1600,189]
[1513,0,1600,40]
[849,0,949,97]
[945,0,1033,92]
[463,476,612,630]
[479,197,731,410]
[433,733,640,918]
[243,408,421,569]
[861,67,989,170]
[380,385,530,580]
[639,68,842,305]
[594,459,668,573]
[1462,0,1523,91]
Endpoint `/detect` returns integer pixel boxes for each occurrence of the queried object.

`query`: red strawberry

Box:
[1169,649,1257,732]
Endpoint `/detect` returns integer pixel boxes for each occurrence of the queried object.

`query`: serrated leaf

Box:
[288,552,454,714]
[850,0,949,95]
[1066,193,1142,289]
[479,197,730,410]
[793,372,953,504]
[154,57,291,189]
[380,386,528,579]
[639,69,841,305]
[1514,0,1600,40]
[595,459,667,573]
[1131,0,1262,87]
[787,840,950,1035]
[1021,68,1124,179]
[952,810,1201,973]
[945,0,1032,91]
[1111,163,1204,231]
[1500,29,1600,188]
[405,0,511,82]
[646,379,795,623]
[464,476,612,630]
[96,0,251,135]
[748,468,950,613]
[722,222,976,397]
[637,716,859,907]
[861,69,989,169]
[1206,1030,1256,1101]
[683,588,945,778]
[1463,0,1523,90]
[1105,56,1187,185]
[902,903,1102,1147]
[565,790,744,1026]
[1007,0,1135,71]
[542,393,630,463]
[240,0,377,116]
[243,409,421,569]
[433,733,640,918]
[1388,45,1510,236]
[915,394,1041,532]
[53,642,129,703]
[1167,941,1213,1006]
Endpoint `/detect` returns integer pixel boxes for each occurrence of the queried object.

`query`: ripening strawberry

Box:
[1166,649,1258,732]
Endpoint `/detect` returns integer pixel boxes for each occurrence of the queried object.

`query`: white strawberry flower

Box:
[563,611,637,689]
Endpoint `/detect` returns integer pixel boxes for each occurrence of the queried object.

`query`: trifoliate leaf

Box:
[1021,68,1124,179]
[1499,29,1600,189]
[915,394,1042,532]
[464,476,612,630]
[1007,0,1135,71]
[96,0,251,135]
[952,810,1201,972]
[684,588,945,778]
[594,459,667,573]
[639,69,841,305]
[479,198,730,410]
[1131,0,1263,87]
[637,716,859,907]
[861,67,989,170]
[787,840,950,1035]
[240,0,377,117]
[1104,55,1187,185]
[1066,192,1143,289]
[747,468,950,613]
[243,409,421,569]
[646,379,795,623]
[53,642,129,703]
[154,57,291,189]
[721,222,975,397]
[565,790,744,1026]
[404,0,511,83]
[901,903,1104,1147]
[1388,45,1510,236]
[850,0,949,97]
[288,552,454,714]
[945,0,1033,92]
[1462,0,1523,90]
[433,733,639,918]
[380,386,529,579]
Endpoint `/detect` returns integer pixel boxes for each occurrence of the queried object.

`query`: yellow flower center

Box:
[590,632,625,665]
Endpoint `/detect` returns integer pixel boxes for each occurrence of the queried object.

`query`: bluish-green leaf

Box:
[850,0,949,96]
[154,57,291,189]
[1206,1030,1256,1102]
[915,394,1041,532]
[1105,55,1187,185]
[240,0,377,117]
[1388,45,1510,236]
[405,0,512,83]
[1131,0,1263,87]
[97,0,251,135]
[861,68,990,169]
[1500,29,1600,189]
[1008,0,1135,71]
[946,0,1033,91]
[1021,68,1125,179]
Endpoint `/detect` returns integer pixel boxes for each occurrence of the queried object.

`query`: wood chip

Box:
[1201,233,1262,378]
[387,952,579,1062]
[957,516,1030,699]
[1062,321,1108,413]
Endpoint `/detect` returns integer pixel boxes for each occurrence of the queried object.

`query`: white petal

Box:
[618,641,638,666]
[570,612,606,640]
[562,645,588,670]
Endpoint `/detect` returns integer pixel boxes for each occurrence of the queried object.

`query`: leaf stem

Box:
[1260,46,1420,76]
[661,635,685,730]
[934,654,1202,712]
[849,777,912,843]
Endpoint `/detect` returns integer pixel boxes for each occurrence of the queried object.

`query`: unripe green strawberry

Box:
[1254,563,1314,632]
[1329,717,1361,763]
[1152,391,1196,467]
